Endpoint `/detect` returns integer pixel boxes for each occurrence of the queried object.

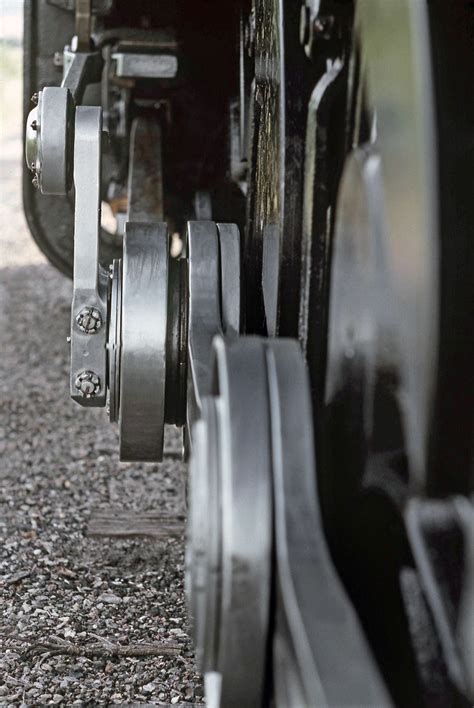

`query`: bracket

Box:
[25,49,103,195]
[70,106,108,407]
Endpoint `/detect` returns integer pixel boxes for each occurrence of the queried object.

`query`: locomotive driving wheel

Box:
[319,2,474,706]
[242,1,473,705]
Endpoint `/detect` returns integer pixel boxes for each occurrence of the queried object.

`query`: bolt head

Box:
[76,306,102,334]
[75,370,101,398]
[31,92,39,105]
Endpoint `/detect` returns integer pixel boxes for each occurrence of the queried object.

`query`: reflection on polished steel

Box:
[186,220,241,432]
[215,223,241,335]
[107,259,122,423]
[267,339,391,708]
[119,222,169,462]
[329,0,439,491]
[187,336,390,707]
[187,337,272,708]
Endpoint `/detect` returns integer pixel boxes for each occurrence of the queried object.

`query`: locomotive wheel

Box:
[186,336,391,707]
[320,2,473,705]
[244,1,473,705]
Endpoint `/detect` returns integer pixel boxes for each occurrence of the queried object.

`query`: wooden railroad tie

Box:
[87,508,186,539]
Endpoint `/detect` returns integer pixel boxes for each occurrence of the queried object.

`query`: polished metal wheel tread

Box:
[187,335,390,708]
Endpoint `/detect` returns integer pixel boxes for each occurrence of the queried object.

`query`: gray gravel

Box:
[0,40,202,706]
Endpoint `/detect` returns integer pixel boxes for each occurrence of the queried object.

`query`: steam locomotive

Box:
[23,1,473,706]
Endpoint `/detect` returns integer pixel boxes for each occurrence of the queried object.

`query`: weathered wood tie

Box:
[87,508,185,538]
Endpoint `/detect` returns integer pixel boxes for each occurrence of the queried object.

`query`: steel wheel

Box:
[320,2,473,705]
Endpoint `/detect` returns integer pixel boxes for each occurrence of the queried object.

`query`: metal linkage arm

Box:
[64,0,102,104]
[70,106,108,407]
[62,50,103,106]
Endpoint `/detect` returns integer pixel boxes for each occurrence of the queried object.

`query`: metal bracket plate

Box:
[112,53,178,79]
[70,106,108,406]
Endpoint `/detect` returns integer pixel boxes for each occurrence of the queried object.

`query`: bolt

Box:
[75,370,101,398]
[31,120,38,131]
[32,175,39,189]
[75,306,102,334]
[31,92,39,105]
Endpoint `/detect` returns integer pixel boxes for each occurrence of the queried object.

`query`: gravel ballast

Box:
[0,40,203,706]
